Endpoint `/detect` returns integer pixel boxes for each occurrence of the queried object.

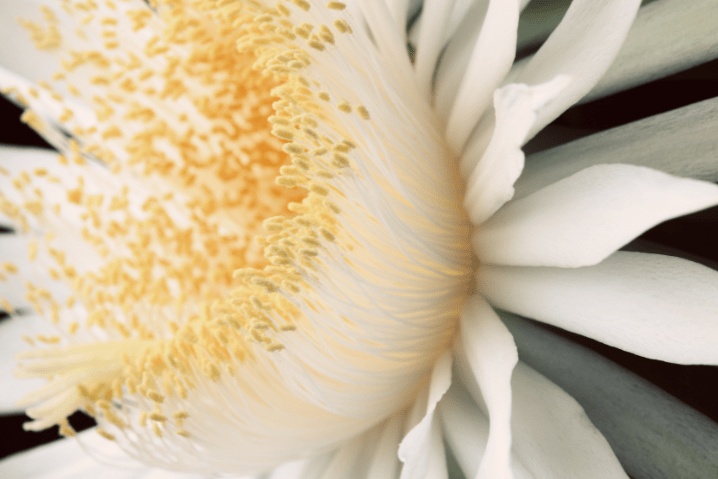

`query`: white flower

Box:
[1,0,718,478]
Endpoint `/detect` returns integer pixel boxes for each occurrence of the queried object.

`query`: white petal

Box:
[509,362,629,479]
[513,0,641,140]
[502,312,718,479]
[440,380,532,479]
[433,1,491,124]
[479,251,718,364]
[316,435,367,479]
[414,0,458,98]
[0,0,62,83]
[456,296,518,479]
[440,382,488,479]
[365,415,402,479]
[515,96,718,200]
[475,164,718,267]
[461,76,571,225]
[0,314,46,413]
[0,430,202,479]
[585,0,718,102]
[444,0,521,154]
[398,350,451,479]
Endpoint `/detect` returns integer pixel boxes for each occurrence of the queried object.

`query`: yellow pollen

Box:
[326,1,346,10]
[96,428,116,441]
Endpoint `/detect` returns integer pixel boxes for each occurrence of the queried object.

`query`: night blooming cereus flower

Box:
[1,0,718,478]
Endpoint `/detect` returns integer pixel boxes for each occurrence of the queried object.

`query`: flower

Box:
[1,0,718,478]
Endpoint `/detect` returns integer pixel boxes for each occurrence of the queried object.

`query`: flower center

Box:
[4,0,474,474]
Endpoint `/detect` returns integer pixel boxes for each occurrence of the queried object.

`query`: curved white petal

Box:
[585,0,718,102]
[366,415,402,479]
[515,96,718,200]
[0,314,46,413]
[433,0,491,124]
[503,312,718,479]
[0,430,203,479]
[440,380,533,479]
[513,0,642,140]
[479,252,718,364]
[475,164,718,267]
[316,435,367,479]
[414,0,458,98]
[509,362,629,479]
[457,296,518,479]
[0,0,62,84]
[444,0,521,154]
[398,350,451,479]
[461,76,571,225]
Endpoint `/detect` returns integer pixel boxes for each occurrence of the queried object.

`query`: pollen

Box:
[6,0,473,473]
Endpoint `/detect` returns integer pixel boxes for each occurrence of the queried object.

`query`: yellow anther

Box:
[250,295,264,309]
[298,248,319,258]
[307,38,325,51]
[254,14,274,23]
[315,170,334,179]
[332,153,350,168]
[272,127,295,141]
[147,390,165,403]
[333,143,351,153]
[319,227,336,242]
[293,26,310,39]
[290,0,311,11]
[266,343,285,352]
[276,176,298,187]
[250,277,279,293]
[149,412,168,422]
[172,411,190,420]
[276,3,291,16]
[0,299,14,313]
[333,19,352,34]
[2,262,18,274]
[176,429,190,437]
[59,422,76,437]
[326,1,346,9]
[302,127,319,140]
[337,100,352,113]
[96,428,116,441]
[300,236,322,247]
[282,143,305,155]
[152,422,162,438]
[357,105,371,120]
[280,165,301,176]
[292,157,311,170]
[270,116,292,126]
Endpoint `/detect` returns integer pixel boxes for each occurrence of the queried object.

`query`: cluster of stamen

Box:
[2,0,367,440]
[1,0,474,473]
